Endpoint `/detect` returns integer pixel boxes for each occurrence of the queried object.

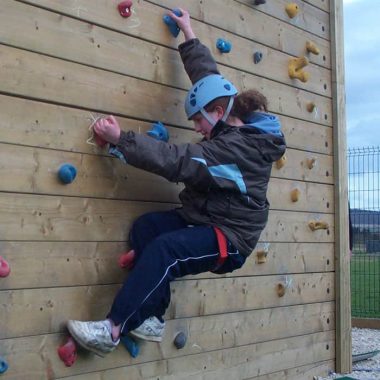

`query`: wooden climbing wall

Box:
[0,0,350,379]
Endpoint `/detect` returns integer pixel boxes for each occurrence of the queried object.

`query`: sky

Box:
[343,0,380,148]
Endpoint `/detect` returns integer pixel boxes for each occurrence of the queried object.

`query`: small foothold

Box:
[121,335,140,358]
[147,121,169,142]
[285,3,299,18]
[216,38,232,53]
[0,356,8,374]
[0,256,10,278]
[57,337,77,367]
[163,8,182,38]
[288,56,309,82]
[309,221,329,231]
[306,157,317,169]
[256,249,268,264]
[118,249,136,270]
[306,102,316,113]
[276,283,286,297]
[253,51,263,64]
[254,0,266,4]
[174,332,187,349]
[290,188,301,202]
[276,155,287,169]
[58,164,77,184]
[118,1,133,18]
[306,41,320,55]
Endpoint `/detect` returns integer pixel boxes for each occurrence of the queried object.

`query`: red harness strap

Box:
[213,226,228,269]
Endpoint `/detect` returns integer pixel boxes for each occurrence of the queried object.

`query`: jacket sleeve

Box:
[116,130,213,188]
[178,38,219,84]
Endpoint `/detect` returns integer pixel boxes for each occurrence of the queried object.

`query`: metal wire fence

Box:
[348,146,380,318]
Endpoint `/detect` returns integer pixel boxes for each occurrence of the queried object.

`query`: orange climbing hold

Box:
[288,56,310,83]
[290,188,301,203]
[307,102,317,113]
[285,3,299,18]
[0,256,10,278]
[57,337,77,367]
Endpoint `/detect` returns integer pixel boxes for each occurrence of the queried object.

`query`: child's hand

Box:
[94,115,121,145]
[169,8,196,41]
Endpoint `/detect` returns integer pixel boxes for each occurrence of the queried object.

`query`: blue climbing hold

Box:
[253,51,263,64]
[163,8,182,38]
[147,121,169,142]
[0,357,8,375]
[58,163,77,184]
[173,332,187,349]
[216,38,232,53]
[121,335,140,358]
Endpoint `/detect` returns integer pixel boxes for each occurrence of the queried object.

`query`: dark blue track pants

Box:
[108,210,245,333]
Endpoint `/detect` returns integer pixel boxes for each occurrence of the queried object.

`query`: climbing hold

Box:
[216,38,232,53]
[306,157,317,169]
[121,335,140,358]
[118,1,133,18]
[306,41,320,55]
[276,283,286,297]
[163,8,182,38]
[308,221,329,231]
[0,256,10,278]
[288,56,309,83]
[254,0,266,4]
[306,102,316,113]
[57,337,77,367]
[147,121,169,142]
[255,242,270,264]
[118,249,136,270]
[253,51,263,64]
[276,155,287,169]
[173,332,187,349]
[285,3,299,18]
[0,356,8,374]
[290,188,301,203]
[58,164,77,184]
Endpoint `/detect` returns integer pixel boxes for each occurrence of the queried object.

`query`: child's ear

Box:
[215,105,225,119]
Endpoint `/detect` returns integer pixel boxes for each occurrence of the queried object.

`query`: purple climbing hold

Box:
[254,0,266,5]
[253,51,263,64]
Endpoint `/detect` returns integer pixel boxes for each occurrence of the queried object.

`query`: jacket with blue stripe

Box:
[115,38,286,257]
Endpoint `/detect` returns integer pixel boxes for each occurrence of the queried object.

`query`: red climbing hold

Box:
[57,337,77,367]
[118,249,136,269]
[118,1,133,18]
[0,256,10,278]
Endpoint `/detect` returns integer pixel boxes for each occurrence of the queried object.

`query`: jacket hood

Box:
[244,112,282,136]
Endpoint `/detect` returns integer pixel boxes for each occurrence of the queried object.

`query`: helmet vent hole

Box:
[190,99,196,106]
[224,84,231,90]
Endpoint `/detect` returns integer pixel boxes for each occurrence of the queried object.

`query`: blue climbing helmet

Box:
[185,74,238,126]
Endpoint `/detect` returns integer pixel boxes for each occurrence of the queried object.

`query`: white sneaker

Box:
[67,319,119,357]
[129,316,165,342]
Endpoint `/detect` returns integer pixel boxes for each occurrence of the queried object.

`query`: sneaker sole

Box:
[129,330,162,342]
[67,321,109,358]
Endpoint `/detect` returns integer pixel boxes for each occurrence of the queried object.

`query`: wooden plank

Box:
[0,272,334,339]
[149,0,332,68]
[305,0,330,13]
[0,193,334,242]
[234,0,330,40]
[0,44,332,127]
[0,143,334,209]
[330,0,351,373]
[0,0,332,97]
[0,95,333,155]
[0,241,334,289]
[20,0,331,69]
[0,330,334,379]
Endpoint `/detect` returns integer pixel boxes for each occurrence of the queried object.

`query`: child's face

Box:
[192,110,219,140]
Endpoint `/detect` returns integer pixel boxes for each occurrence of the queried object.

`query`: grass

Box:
[351,253,380,318]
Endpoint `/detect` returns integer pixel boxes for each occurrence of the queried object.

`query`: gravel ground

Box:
[318,328,380,380]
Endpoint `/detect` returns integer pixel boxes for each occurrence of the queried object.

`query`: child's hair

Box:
[204,89,268,121]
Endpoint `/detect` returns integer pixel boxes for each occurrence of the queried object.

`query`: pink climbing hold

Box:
[118,249,136,270]
[0,256,10,278]
[118,0,133,18]
[57,337,78,367]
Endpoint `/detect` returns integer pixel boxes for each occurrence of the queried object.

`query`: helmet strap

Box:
[200,108,218,127]
[221,97,234,122]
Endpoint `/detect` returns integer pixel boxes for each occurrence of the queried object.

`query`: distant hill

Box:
[350,208,380,226]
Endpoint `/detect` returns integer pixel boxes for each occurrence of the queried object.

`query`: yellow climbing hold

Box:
[306,41,320,55]
[308,221,329,231]
[306,157,317,170]
[276,283,286,297]
[290,188,301,202]
[288,56,310,83]
[276,155,287,169]
[285,3,299,18]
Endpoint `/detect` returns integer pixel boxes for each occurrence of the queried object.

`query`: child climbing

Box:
[67,8,286,357]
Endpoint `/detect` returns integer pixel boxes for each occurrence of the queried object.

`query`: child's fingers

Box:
[108,115,118,126]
